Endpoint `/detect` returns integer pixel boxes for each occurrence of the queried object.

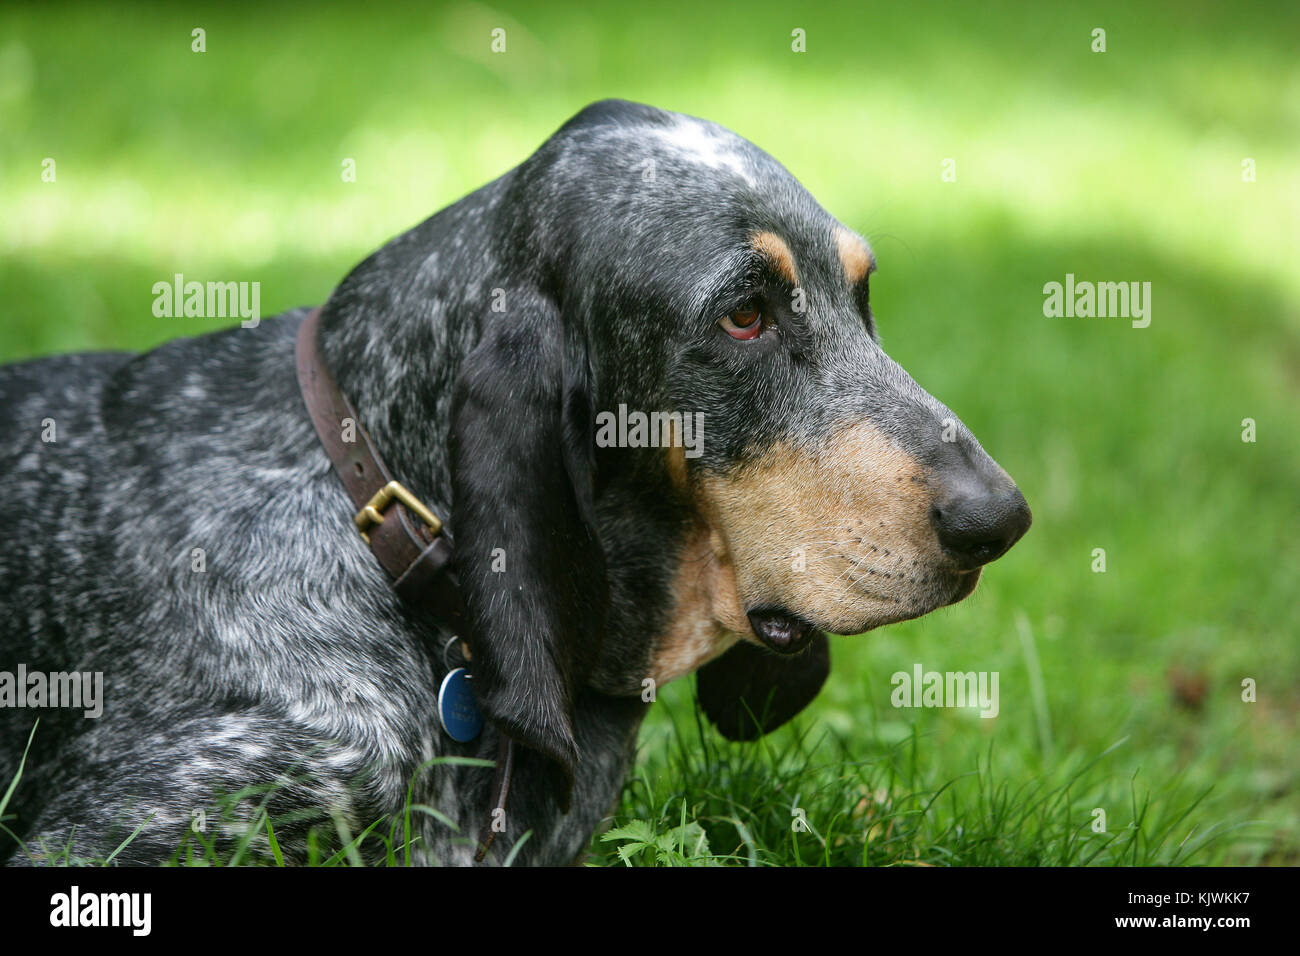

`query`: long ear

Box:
[449,290,605,786]
[696,635,830,741]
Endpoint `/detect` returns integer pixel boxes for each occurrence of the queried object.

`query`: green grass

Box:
[590,697,1240,867]
[1,0,1297,865]
[1,704,1240,867]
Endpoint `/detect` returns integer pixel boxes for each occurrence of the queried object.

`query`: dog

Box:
[0,100,1030,866]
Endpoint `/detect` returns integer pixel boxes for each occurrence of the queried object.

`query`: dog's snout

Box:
[931,477,1031,570]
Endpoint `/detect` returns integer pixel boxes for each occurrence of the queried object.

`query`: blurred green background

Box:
[1,1,1296,864]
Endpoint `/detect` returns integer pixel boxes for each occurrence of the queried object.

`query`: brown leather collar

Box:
[295,306,512,863]
[296,307,464,627]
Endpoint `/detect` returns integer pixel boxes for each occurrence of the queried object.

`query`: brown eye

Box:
[719,307,763,340]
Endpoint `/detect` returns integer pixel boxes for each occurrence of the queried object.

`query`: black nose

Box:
[746,607,818,655]
[931,484,1032,570]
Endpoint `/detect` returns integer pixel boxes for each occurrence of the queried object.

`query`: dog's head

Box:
[449,101,1030,776]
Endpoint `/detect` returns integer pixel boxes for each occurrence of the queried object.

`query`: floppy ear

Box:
[696,635,830,741]
[449,289,605,787]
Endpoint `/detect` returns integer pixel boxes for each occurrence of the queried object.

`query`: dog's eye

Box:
[719,308,763,340]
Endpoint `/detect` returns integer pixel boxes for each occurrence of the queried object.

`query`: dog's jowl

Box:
[0,100,1029,865]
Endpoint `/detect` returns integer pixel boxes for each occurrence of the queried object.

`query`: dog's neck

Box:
[313,207,501,514]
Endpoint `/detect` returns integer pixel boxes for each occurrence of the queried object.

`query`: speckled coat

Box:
[0,100,1028,865]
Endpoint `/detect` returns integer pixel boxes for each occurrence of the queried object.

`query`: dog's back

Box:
[0,297,630,866]
[0,348,133,716]
[0,320,456,862]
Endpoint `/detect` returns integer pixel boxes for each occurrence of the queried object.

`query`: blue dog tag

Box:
[438,667,484,742]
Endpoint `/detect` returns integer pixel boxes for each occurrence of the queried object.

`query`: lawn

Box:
[1,0,1296,864]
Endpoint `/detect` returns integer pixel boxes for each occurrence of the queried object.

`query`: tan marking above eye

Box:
[750,231,799,285]
[836,229,875,285]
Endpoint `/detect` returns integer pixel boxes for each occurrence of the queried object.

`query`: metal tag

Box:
[438,666,484,742]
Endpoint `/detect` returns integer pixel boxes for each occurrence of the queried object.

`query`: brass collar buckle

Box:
[355,480,443,544]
